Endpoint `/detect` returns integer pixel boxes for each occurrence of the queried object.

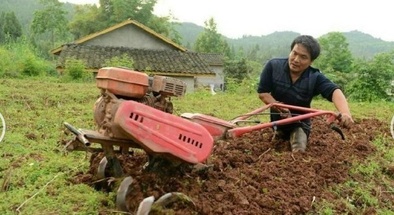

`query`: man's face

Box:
[288,44,312,74]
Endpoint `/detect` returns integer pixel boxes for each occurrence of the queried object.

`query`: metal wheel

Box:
[0,112,5,143]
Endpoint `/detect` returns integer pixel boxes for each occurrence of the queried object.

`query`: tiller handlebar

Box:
[181,103,345,140]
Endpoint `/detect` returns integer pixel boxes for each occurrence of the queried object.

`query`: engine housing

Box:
[93,67,187,137]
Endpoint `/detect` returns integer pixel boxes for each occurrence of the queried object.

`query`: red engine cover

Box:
[96,67,149,98]
[113,101,214,164]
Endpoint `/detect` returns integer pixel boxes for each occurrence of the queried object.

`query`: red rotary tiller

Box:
[63,67,345,213]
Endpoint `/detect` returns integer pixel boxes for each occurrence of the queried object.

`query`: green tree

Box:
[314,32,353,73]
[68,5,104,39]
[194,18,230,56]
[346,51,394,101]
[224,58,255,83]
[31,0,68,48]
[244,44,265,63]
[0,17,4,43]
[69,0,180,43]
[147,16,182,45]
[1,11,22,41]
[100,0,113,17]
[108,0,156,25]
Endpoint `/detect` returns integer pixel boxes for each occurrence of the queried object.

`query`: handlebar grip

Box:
[64,122,91,146]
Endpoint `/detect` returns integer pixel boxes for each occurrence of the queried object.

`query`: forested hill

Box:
[176,22,394,59]
[0,0,74,32]
[1,0,393,59]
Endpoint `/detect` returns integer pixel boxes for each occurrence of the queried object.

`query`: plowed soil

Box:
[72,117,394,214]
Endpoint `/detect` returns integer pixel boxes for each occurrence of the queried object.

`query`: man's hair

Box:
[290,35,320,61]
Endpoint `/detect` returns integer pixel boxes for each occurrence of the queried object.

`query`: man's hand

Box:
[279,107,291,118]
[272,106,291,118]
[270,102,292,118]
[340,113,354,128]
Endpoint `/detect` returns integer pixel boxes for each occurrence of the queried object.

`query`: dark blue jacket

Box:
[257,58,339,132]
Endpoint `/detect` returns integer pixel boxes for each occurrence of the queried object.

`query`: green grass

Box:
[0,79,101,214]
[0,78,393,214]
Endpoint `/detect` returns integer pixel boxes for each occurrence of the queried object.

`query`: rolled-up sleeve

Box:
[315,73,340,101]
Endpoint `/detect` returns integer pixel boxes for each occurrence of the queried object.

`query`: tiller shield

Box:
[112,100,214,164]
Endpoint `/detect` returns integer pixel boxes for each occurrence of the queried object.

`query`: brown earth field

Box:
[70,117,394,215]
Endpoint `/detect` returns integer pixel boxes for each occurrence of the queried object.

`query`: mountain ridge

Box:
[175,22,394,59]
[1,0,393,59]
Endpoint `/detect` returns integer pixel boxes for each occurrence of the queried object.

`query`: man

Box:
[257,35,353,152]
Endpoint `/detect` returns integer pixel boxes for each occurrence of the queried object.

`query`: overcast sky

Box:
[59,0,394,42]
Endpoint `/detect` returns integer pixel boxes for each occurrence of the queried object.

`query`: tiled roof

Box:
[57,44,215,75]
[199,53,225,66]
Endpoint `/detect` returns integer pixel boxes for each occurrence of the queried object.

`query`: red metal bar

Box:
[227,105,339,138]
[271,103,327,113]
[230,103,273,122]
[230,103,325,124]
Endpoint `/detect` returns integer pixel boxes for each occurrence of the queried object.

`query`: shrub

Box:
[346,53,394,102]
[0,38,53,78]
[103,53,134,69]
[21,51,44,76]
[64,58,87,80]
[0,47,19,78]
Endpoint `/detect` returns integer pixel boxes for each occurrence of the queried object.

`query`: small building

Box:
[51,19,224,93]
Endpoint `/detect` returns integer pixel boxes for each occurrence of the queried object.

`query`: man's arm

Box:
[331,89,353,127]
[259,93,291,118]
[258,93,276,105]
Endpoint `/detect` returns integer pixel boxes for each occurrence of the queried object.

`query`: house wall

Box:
[84,25,177,50]
[169,76,195,93]
[196,66,225,91]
